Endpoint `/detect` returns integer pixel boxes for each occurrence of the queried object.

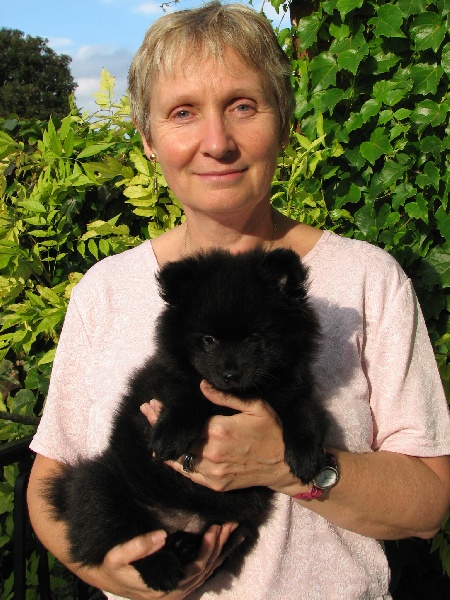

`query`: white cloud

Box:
[47,37,75,51]
[133,3,164,15]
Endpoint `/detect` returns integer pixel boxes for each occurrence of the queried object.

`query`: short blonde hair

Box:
[128,1,294,142]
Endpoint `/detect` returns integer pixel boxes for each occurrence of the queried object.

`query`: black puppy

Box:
[45,248,328,592]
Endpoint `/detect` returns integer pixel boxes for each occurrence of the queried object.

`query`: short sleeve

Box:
[30,288,92,463]
[366,276,450,455]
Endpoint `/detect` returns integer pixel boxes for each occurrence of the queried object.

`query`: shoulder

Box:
[307,231,408,287]
[71,241,159,307]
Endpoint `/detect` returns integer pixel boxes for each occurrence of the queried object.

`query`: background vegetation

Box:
[0,28,76,121]
[0,0,449,597]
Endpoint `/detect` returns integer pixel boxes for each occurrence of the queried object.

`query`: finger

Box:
[139,399,162,425]
[200,380,265,413]
[106,530,167,565]
[179,525,221,584]
[181,523,238,588]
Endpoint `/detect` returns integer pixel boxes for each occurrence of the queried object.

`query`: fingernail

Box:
[140,403,149,416]
[151,530,167,546]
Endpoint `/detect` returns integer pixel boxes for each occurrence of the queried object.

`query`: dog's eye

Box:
[247,333,262,344]
[202,335,218,350]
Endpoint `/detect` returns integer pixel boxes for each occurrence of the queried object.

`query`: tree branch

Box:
[0,411,40,426]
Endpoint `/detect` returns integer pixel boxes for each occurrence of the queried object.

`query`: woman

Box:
[27,3,450,599]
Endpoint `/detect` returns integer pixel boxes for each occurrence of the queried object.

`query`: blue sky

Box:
[1,0,289,114]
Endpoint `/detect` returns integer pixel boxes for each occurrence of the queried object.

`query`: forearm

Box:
[278,449,450,540]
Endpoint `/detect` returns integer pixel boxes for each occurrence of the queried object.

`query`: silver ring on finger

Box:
[183,452,196,473]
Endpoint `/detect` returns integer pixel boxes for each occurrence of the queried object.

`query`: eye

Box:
[247,333,262,344]
[232,99,256,117]
[170,107,193,121]
[201,335,218,350]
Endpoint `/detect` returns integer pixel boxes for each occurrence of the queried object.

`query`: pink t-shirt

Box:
[31,231,450,600]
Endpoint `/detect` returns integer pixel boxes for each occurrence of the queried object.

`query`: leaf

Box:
[296,13,323,51]
[310,89,346,114]
[309,53,338,92]
[337,49,364,75]
[411,99,449,130]
[368,4,406,38]
[410,12,447,53]
[369,161,408,200]
[410,63,443,95]
[99,238,110,256]
[0,131,18,159]
[436,206,450,242]
[420,135,442,157]
[38,348,56,366]
[442,42,450,75]
[397,0,427,17]
[130,149,151,177]
[336,0,363,19]
[405,198,429,224]
[98,68,115,93]
[372,80,412,106]
[360,129,393,165]
[43,119,62,157]
[415,161,440,192]
[59,115,72,141]
[19,200,47,213]
[354,204,377,239]
[419,245,450,288]
[77,143,114,159]
[88,238,98,260]
[123,186,154,199]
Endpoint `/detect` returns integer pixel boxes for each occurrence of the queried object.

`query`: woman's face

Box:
[143,49,285,217]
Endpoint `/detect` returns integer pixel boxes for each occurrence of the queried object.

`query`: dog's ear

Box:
[156,257,198,306]
[262,249,309,301]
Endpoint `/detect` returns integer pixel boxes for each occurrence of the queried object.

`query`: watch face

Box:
[314,466,338,490]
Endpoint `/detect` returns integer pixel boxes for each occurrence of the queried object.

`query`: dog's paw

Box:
[151,425,197,462]
[285,447,327,485]
[131,532,203,591]
[132,551,185,592]
[166,531,203,563]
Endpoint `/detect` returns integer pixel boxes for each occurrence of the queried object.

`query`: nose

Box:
[222,369,242,385]
[200,114,236,159]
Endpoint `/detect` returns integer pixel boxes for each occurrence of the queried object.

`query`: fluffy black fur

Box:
[45,247,328,592]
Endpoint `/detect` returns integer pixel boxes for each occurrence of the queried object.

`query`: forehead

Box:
[151,48,274,105]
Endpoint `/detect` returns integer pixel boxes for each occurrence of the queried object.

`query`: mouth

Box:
[195,168,247,181]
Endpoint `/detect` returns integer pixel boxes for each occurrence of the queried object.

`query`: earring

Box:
[150,153,158,195]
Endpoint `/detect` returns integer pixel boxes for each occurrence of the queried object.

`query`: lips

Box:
[195,168,247,181]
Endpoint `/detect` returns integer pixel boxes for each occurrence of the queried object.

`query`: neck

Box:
[181,206,278,258]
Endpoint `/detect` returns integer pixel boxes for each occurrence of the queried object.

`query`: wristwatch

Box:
[293,451,339,500]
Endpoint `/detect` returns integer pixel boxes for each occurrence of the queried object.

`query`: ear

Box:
[134,123,155,159]
[156,257,198,306]
[262,249,309,301]
[279,128,290,151]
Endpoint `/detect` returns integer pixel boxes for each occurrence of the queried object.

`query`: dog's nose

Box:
[222,370,241,384]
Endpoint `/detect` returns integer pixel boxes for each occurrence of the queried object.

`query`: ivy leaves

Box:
[279,0,449,432]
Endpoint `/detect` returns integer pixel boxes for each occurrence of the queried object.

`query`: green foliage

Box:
[0,71,183,596]
[0,28,77,121]
[275,0,449,390]
[272,0,449,581]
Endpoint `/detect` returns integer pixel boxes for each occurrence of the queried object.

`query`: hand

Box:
[141,381,299,493]
[84,524,238,600]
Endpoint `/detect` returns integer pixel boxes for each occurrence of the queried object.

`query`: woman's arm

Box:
[143,382,450,542]
[27,453,237,600]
